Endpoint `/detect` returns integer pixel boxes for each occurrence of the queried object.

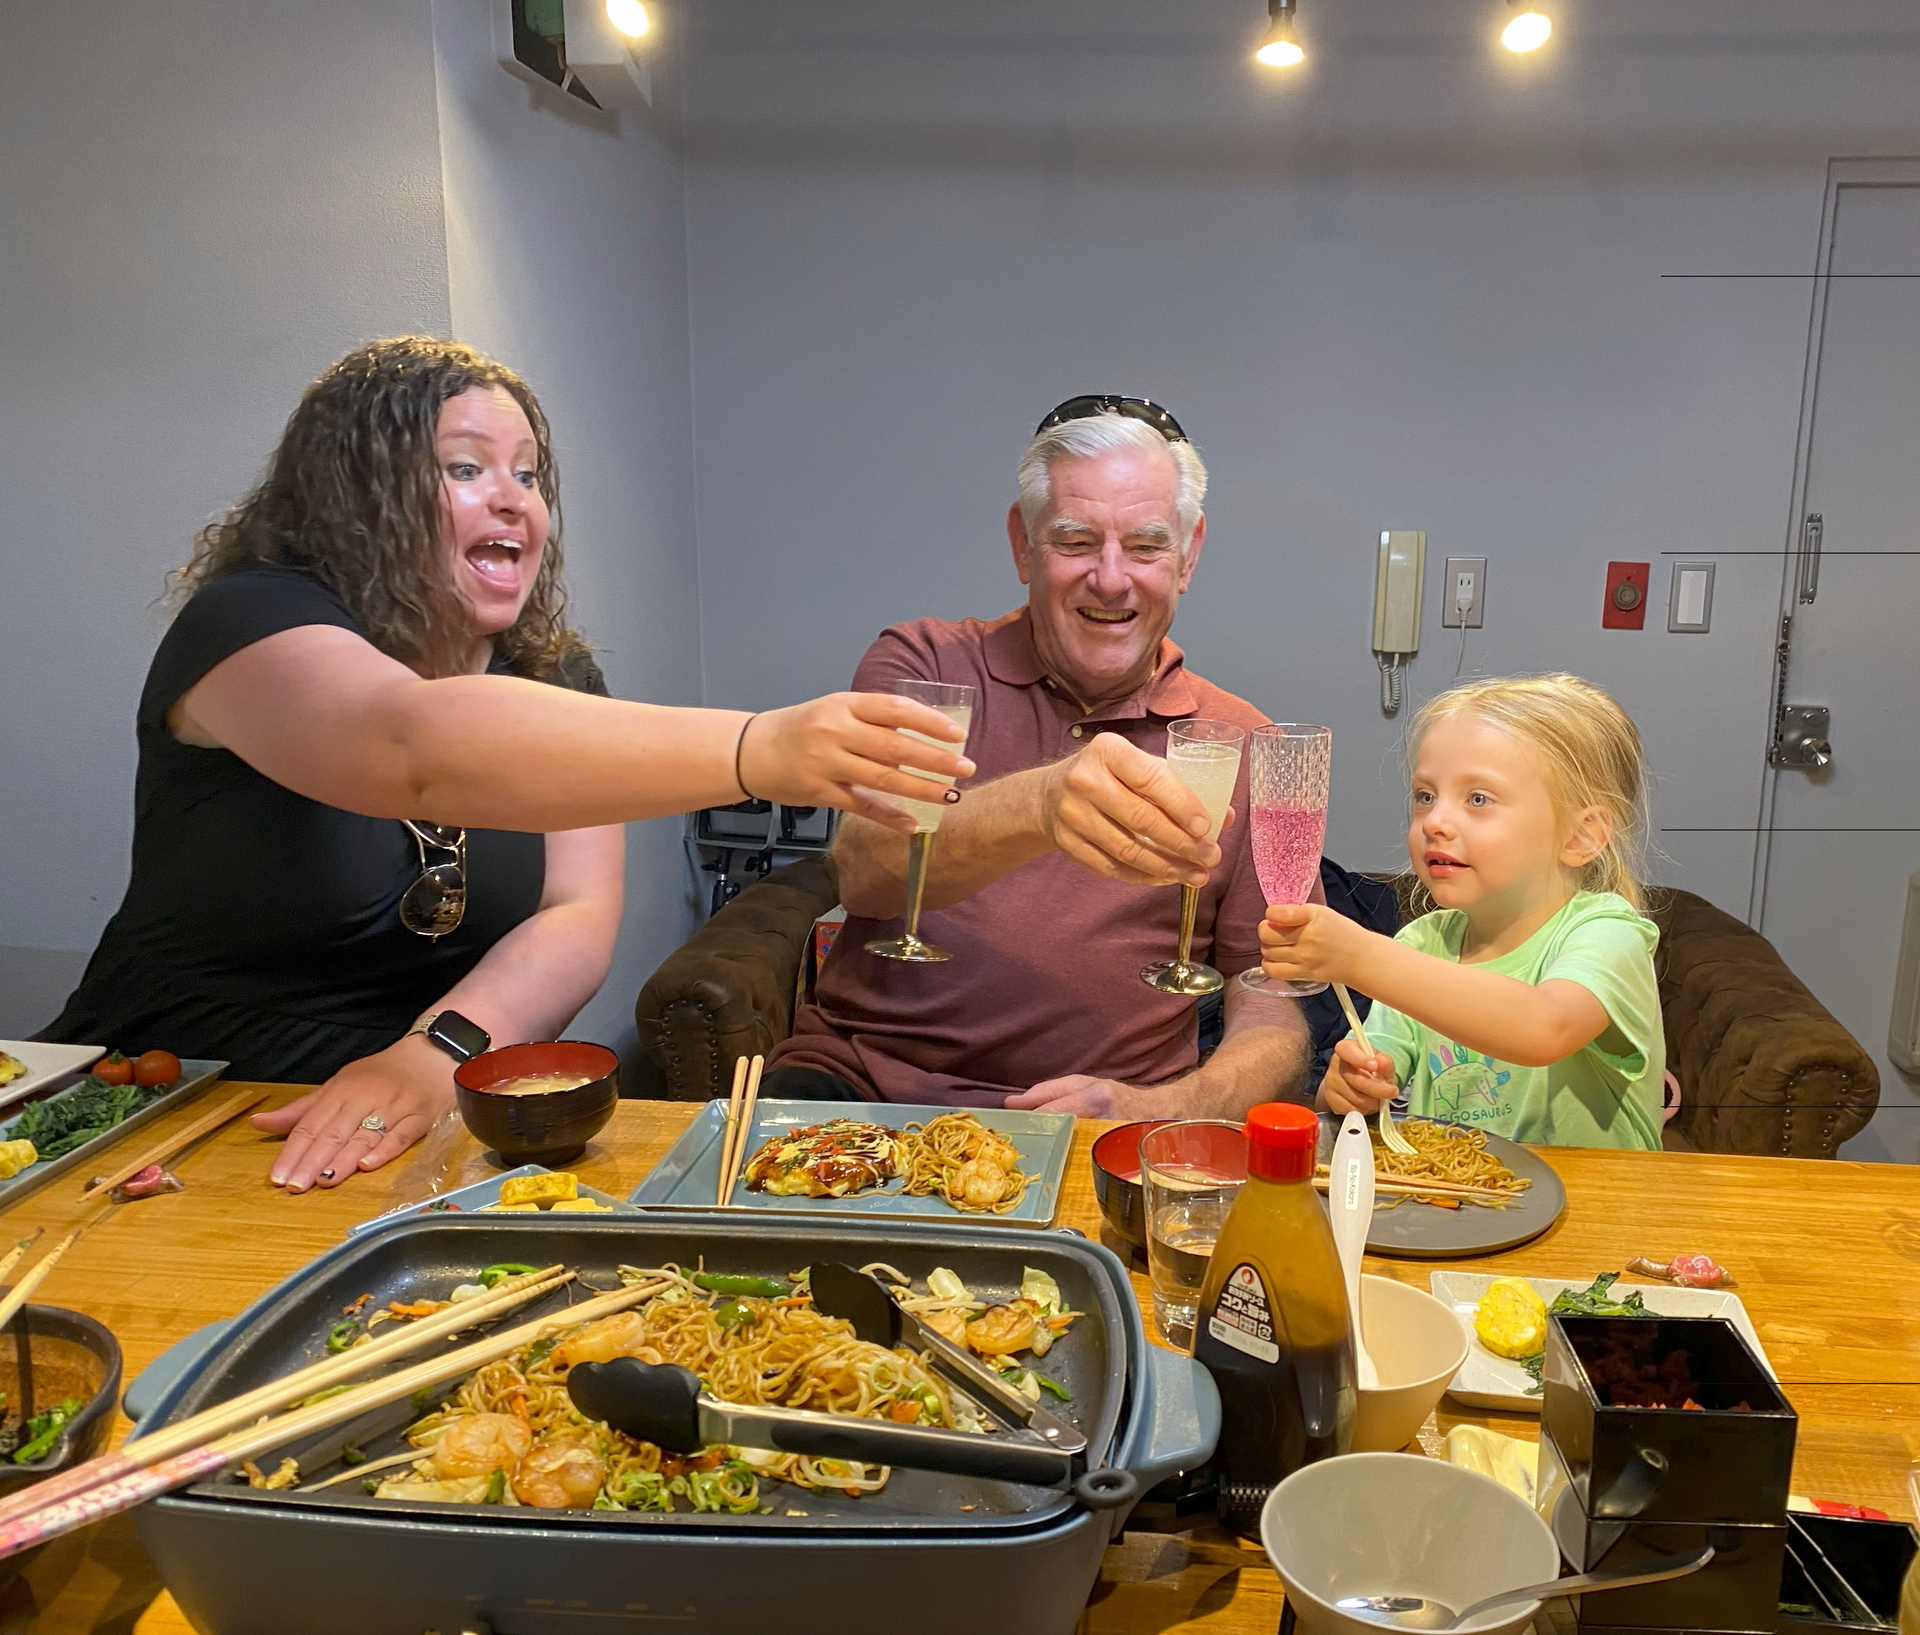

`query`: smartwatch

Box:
[409,1009,492,1063]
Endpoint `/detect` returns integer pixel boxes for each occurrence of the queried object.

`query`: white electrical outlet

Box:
[1442,557,1485,628]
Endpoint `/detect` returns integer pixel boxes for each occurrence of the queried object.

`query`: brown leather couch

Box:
[631,858,1879,1159]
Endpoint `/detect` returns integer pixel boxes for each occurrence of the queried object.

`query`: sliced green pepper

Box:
[325,1320,359,1354]
[478,1262,541,1290]
[483,1466,507,1503]
[713,1300,752,1331]
[1034,1373,1072,1403]
[692,1273,790,1298]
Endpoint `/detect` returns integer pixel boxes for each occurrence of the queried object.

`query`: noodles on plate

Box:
[1368,1118,1530,1209]
[740,1112,1035,1215]
[898,1112,1033,1215]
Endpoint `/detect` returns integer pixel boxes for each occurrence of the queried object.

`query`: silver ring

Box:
[359,1114,389,1136]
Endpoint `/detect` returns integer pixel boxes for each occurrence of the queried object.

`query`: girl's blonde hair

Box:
[1410,674,1650,910]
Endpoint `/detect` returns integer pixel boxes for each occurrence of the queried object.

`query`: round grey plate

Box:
[1316,1114,1567,1259]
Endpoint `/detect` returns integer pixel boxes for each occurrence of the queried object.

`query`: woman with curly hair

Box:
[39,338,969,1192]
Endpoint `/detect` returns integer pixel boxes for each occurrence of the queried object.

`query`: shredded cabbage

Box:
[1019,1267,1062,1316]
[926,1267,972,1305]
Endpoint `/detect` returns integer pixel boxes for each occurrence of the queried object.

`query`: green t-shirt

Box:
[1363,891,1664,1151]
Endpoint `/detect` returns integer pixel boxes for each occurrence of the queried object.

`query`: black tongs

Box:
[566,1265,1131,1507]
[806,1262,1086,1460]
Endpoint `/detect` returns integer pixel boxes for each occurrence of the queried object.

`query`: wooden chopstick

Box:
[0,1275,671,1566]
[1311,1171,1523,1204]
[0,1228,83,1333]
[720,1054,764,1205]
[0,1227,46,1288]
[715,1055,750,1206]
[80,1087,269,1197]
[0,1263,571,1530]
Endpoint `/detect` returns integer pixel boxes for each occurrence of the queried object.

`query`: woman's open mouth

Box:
[464,538,525,593]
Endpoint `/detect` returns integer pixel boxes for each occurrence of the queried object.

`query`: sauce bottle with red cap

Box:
[1192,1101,1355,1535]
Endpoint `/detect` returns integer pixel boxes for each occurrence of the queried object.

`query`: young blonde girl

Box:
[1259,674,1664,1149]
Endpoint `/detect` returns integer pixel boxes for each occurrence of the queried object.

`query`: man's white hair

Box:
[1015,412,1209,550]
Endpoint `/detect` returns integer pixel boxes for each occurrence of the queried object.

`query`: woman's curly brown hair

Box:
[176,337,587,681]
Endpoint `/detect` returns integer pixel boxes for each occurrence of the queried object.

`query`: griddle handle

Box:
[1073,1468,1139,1512]
[566,1359,705,1455]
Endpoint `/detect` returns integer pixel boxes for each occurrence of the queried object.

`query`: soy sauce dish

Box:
[453,1041,618,1167]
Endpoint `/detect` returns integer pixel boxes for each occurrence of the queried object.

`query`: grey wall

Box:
[676,0,1920,1153]
[0,0,452,1035]
[431,0,705,1052]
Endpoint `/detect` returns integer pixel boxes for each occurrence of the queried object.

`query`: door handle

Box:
[1797,512,1823,605]
[1772,704,1832,770]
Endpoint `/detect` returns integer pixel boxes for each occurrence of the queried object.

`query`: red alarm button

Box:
[1603,561,1649,629]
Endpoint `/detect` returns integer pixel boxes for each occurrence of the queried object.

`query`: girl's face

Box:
[435,385,550,643]
[1408,714,1605,916]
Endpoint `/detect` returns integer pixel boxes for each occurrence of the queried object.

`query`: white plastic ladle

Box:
[1328,1109,1380,1388]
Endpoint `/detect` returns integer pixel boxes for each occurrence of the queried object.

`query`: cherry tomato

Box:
[94,1052,135,1087]
[133,1049,182,1089]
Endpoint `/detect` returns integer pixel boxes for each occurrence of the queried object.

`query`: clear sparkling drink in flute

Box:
[1166,738,1238,842]
[891,705,973,832]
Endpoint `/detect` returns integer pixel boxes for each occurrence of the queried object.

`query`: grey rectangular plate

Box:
[347,1163,638,1235]
[0,1060,230,1211]
[630,1099,1072,1227]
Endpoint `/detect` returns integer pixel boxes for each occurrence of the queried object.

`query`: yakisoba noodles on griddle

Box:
[374,1264,996,1512]
[1369,1118,1531,1209]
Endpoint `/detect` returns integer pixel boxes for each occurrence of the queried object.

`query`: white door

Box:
[1755,163,1920,1163]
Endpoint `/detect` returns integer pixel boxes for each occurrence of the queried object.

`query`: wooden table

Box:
[3,1088,1917,1634]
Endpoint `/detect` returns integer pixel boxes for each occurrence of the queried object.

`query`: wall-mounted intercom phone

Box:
[1373,530,1425,716]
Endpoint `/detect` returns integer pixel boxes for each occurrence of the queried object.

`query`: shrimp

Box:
[964,1299,1040,1357]
[553,1311,665,1369]
[923,1308,969,1347]
[431,1412,533,1480]
[952,1156,1010,1211]
[512,1431,608,1509]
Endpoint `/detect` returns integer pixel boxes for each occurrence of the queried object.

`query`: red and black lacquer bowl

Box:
[1089,1120,1172,1253]
[453,1040,619,1168]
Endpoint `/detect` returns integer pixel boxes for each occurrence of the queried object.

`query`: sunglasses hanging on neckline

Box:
[399,819,467,940]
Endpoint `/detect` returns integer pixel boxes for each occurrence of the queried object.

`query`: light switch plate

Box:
[1668,561,1715,633]
[1441,557,1485,628]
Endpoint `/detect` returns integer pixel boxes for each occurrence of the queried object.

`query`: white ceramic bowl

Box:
[1261,1452,1562,1635]
[1353,1274,1471,1452]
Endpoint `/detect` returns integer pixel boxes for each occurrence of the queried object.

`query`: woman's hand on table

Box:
[253,1033,454,1192]
[1316,1037,1400,1118]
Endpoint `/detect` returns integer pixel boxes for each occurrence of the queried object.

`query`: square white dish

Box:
[0,1040,106,1111]
[1430,1269,1776,1414]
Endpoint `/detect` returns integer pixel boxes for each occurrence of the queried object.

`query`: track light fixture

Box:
[1500,1,1552,52]
[1255,0,1306,68]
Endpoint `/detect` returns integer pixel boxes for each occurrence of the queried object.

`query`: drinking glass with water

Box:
[1141,1120,1250,1350]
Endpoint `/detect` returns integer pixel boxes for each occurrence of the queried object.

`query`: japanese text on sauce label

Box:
[1207,1261,1281,1364]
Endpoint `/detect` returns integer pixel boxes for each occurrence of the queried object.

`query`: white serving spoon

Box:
[1328,1110,1380,1388]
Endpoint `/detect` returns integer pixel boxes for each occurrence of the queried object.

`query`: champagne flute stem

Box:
[902,830,934,942]
[1173,883,1199,973]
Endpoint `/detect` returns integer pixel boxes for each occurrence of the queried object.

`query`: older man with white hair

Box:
[764,397,1312,1117]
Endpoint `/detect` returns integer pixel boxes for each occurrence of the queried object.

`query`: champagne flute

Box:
[864,678,976,963]
[1239,723,1332,997]
[1140,718,1246,996]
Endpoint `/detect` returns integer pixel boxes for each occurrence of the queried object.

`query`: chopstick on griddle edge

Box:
[0,1263,573,1531]
[0,1227,46,1287]
[0,1274,668,1565]
[0,1226,84,1334]
[81,1086,271,1196]
[715,1055,750,1206]
[721,1054,764,1205]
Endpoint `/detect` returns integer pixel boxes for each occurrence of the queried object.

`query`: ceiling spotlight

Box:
[1255,0,1306,67]
[1500,3,1552,52]
[604,0,649,38]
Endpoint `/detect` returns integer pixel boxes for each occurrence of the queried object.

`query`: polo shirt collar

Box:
[983,607,1202,722]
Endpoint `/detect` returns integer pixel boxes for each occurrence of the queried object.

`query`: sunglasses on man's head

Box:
[1035,395,1189,444]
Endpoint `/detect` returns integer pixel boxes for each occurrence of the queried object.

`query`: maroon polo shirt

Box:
[771,608,1279,1107]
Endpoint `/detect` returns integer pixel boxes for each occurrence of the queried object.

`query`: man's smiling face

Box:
[1007,443,1203,712]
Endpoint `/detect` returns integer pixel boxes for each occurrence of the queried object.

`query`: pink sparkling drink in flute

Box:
[1241,724,1331,997]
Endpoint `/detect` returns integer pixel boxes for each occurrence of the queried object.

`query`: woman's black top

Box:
[41,568,606,1083]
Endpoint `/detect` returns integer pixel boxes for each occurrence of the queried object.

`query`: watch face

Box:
[427,1011,492,1063]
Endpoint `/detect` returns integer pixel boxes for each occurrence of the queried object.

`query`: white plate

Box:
[0,1040,105,1111]
[1430,1270,1777,1414]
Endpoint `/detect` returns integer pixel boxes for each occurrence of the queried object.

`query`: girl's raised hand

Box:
[1317,1036,1400,1118]
[1258,901,1373,986]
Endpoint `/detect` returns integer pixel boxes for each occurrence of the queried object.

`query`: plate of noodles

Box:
[1314,1113,1566,1259]
[629,1100,1073,1227]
